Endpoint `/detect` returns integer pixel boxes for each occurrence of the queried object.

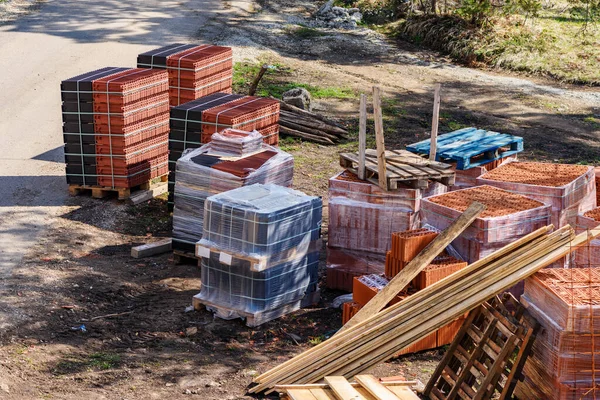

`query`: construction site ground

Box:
[1,0,599,399]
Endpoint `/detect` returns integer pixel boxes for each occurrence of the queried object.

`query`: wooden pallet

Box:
[193,290,320,328]
[68,174,168,200]
[340,149,455,190]
[173,249,199,265]
[406,128,523,170]
[424,293,539,400]
[276,375,420,400]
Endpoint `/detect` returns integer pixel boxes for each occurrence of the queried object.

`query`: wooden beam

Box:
[372,87,387,190]
[249,64,269,96]
[339,201,485,332]
[129,182,168,205]
[429,83,441,161]
[358,94,367,180]
[131,238,172,258]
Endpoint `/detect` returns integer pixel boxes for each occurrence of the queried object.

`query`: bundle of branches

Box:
[276,100,348,145]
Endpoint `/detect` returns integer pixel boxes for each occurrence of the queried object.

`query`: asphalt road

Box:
[0,0,250,331]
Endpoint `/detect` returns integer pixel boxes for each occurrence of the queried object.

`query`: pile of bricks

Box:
[516,268,600,399]
[451,154,517,191]
[339,227,468,355]
[137,44,233,106]
[171,136,293,254]
[421,185,552,264]
[325,248,386,292]
[574,207,600,266]
[61,67,170,188]
[478,161,596,229]
[168,93,280,206]
[194,184,322,323]
[326,170,447,290]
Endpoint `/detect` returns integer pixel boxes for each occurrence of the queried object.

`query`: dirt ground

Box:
[1,0,600,399]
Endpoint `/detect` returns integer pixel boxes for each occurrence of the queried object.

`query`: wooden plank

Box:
[325,376,366,400]
[372,87,387,191]
[131,238,172,258]
[387,386,420,400]
[358,94,367,180]
[339,201,485,332]
[355,375,399,400]
[287,388,320,400]
[429,83,441,161]
[275,381,417,391]
[311,388,337,400]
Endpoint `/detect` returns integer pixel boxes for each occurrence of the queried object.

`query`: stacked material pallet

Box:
[171,138,293,254]
[168,93,281,206]
[61,67,170,189]
[421,185,552,264]
[137,44,233,106]
[478,161,596,229]
[575,207,600,266]
[516,268,600,400]
[451,154,517,191]
[326,170,447,291]
[193,184,322,326]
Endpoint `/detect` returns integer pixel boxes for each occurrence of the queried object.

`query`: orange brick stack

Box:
[386,228,438,278]
[516,268,600,399]
[574,207,600,267]
[137,44,233,106]
[451,154,517,191]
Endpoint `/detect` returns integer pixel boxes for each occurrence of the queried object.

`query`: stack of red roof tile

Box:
[516,268,600,399]
[61,67,170,189]
[137,44,233,106]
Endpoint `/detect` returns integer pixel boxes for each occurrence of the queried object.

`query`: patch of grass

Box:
[308,335,327,345]
[584,116,600,127]
[285,25,327,39]
[233,61,356,100]
[88,353,121,370]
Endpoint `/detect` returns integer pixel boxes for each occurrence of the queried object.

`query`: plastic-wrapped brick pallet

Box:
[477,161,596,228]
[421,185,551,264]
[574,208,600,266]
[194,184,322,321]
[172,144,294,253]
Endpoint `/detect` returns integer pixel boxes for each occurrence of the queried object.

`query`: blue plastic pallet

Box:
[406,127,523,170]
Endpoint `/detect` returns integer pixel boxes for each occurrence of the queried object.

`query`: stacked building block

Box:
[326,170,447,290]
[477,161,596,229]
[575,207,600,266]
[386,228,438,278]
[61,67,170,189]
[451,154,517,191]
[516,268,600,399]
[137,44,233,106]
[171,140,293,254]
[421,185,552,264]
[168,93,281,206]
[194,184,322,324]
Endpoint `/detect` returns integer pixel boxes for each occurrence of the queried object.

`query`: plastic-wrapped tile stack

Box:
[137,44,233,106]
[326,170,447,291]
[477,161,596,229]
[168,93,281,207]
[451,154,517,191]
[171,139,294,254]
[194,184,322,324]
[422,185,551,264]
[516,268,600,400]
[61,67,170,188]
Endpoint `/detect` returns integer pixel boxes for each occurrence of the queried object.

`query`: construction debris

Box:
[250,225,600,393]
[277,100,348,145]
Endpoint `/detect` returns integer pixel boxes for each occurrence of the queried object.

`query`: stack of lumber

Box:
[193,184,322,326]
[137,44,233,106]
[477,161,596,229]
[275,374,420,400]
[516,268,600,399]
[421,185,552,265]
[326,170,446,290]
[171,141,293,254]
[277,101,348,145]
[250,223,600,393]
[61,67,170,191]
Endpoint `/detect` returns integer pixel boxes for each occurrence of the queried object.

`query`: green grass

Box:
[285,25,327,39]
[88,353,121,370]
[233,61,357,99]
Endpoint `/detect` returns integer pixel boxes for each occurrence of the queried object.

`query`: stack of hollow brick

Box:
[451,154,517,191]
[477,161,596,229]
[137,44,233,106]
[516,268,600,400]
[341,227,468,355]
[61,67,170,188]
[326,170,447,291]
[168,93,280,205]
[421,185,552,266]
[575,207,600,266]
